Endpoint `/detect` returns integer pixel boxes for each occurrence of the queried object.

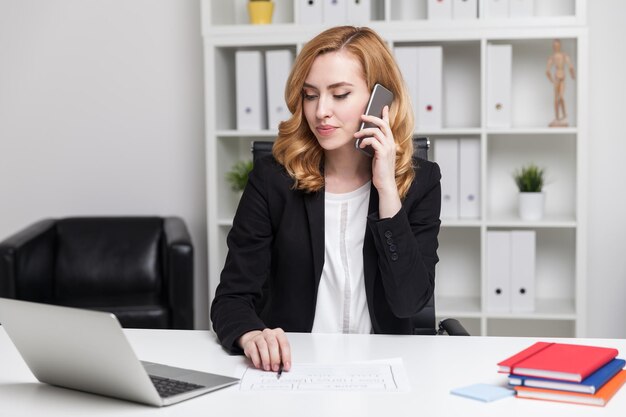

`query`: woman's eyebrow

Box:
[302,81,354,90]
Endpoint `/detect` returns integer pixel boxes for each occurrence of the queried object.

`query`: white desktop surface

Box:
[1,328,625,416]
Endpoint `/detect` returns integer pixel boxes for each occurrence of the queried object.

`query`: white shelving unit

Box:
[201,0,588,337]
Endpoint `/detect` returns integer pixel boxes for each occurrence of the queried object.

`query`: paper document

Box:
[239,358,409,392]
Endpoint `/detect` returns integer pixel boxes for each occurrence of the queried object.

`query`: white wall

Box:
[586,0,626,338]
[0,0,209,329]
[1,0,625,337]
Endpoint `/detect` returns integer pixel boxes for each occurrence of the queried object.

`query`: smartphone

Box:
[355,83,394,157]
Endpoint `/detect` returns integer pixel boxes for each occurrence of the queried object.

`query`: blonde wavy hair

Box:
[273,26,415,199]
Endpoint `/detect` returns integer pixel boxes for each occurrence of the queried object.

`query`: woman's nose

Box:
[315,95,332,120]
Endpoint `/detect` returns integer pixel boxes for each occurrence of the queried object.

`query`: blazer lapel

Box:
[304,190,325,287]
[363,184,379,316]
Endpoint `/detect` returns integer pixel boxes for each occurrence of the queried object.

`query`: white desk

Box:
[1,328,625,416]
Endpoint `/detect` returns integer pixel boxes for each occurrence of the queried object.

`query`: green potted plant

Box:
[226,160,253,197]
[248,0,274,25]
[513,163,546,221]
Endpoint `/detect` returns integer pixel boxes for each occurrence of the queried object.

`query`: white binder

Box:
[322,0,348,25]
[416,46,443,130]
[459,138,480,219]
[434,138,459,219]
[265,50,294,131]
[510,230,536,313]
[452,0,477,19]
[484,0,509,18]
[486,44,512,128]
[296,0,323,24]
[509,0,534,18]
[394,47,419,127]
[486,231,511,313]
[235,50,266,130]
[346,0,371,24]
[427,0,452,20]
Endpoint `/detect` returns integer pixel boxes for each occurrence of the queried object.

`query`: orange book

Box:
[515,370,626,406]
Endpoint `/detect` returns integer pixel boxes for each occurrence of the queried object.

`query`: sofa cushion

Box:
[54,218,163,299]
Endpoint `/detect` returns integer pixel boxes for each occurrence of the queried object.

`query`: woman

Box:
[211,26,441,374]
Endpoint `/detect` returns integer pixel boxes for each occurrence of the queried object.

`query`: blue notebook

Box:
[509,358,625,394]
[450,383,515,402]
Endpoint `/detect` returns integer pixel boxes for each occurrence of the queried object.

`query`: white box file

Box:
[428,0,452,20]
[509,0,534,18]
[484,0,509,18]
[296,0,323,24]
[347,0,371,24]
[323,0,348,25]
[510,230,536,312]
[236,50,266,130]
[458,138,480,219]
[486,231,511,312]
[453,0,477,19]
[265,50,294,130]
[394,47,419,127]
[416,46,443,130]
[486,44,512,128]
[434,138,459,219]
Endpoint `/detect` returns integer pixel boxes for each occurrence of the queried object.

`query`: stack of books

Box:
[497,342,626,406]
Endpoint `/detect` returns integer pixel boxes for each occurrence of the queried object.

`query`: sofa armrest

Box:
[0,219,56,300]
[163,217,194,329]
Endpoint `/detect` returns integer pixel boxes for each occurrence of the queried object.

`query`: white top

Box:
[312,181,372,334]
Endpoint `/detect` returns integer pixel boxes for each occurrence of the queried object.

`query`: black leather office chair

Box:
[251,138,469,336]
[0,216,194,329]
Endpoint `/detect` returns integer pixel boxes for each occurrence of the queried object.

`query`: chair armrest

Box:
[411,294,437,335]
[437,318,470,336]
[163,217,194,329]
[0,219,56,299]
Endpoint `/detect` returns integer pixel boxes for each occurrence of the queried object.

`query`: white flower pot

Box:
[518,192,544,221]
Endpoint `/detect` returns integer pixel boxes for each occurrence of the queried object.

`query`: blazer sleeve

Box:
[366,160,441,318]
[210,158,275,353]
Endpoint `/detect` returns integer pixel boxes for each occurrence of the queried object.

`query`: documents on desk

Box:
[239,358,409,392]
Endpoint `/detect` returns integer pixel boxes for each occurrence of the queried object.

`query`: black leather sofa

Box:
[0,217,194,329]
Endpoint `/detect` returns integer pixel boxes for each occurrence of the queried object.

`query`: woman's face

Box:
[302,50,370,153]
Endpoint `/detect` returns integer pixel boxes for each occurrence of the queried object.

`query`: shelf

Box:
[417,128,481,136]
[218,219,233,228]
[441,219,481,228]
[203,20,584,39]
[487,127,578,135]
[216,128,579,140]
[436,296,481,318]
[221,215,576,233]
[484,298,576,320]
[439,298,576,321]
[486,216,577,228]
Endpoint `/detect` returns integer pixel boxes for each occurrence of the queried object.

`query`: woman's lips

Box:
[316,125,337,136]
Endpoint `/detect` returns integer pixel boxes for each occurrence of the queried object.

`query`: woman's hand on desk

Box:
[238,328,291,373]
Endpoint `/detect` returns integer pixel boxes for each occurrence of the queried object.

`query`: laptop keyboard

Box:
[149,375,205,398]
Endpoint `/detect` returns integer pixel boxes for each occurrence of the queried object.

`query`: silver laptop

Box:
[0,298,239,406]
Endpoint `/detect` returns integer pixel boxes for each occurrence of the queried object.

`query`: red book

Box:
[498,342,618,382]
[515,370,626,407]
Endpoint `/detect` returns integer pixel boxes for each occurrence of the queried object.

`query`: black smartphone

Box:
[355,83,394,157]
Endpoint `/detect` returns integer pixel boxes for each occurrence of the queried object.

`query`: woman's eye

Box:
[303,93,318,101]
[334,92,350,100]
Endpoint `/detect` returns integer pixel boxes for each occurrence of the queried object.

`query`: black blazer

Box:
[211,155,442,353]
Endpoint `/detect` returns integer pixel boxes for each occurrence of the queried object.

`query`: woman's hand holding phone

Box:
[355,106,402,218]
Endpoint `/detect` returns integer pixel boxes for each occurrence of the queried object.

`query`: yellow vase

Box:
[248,1,274,25]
